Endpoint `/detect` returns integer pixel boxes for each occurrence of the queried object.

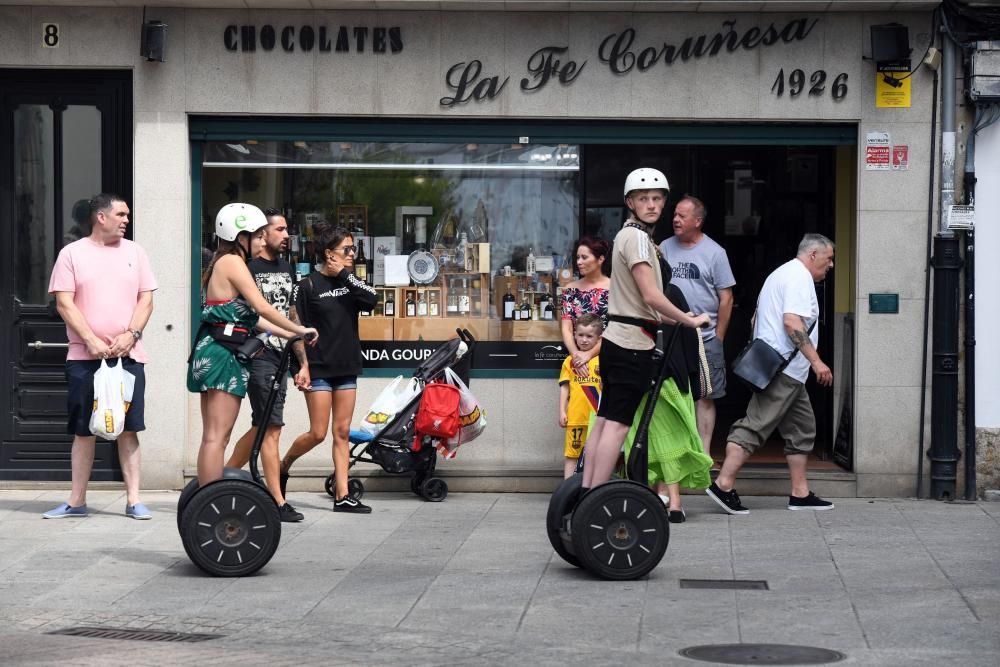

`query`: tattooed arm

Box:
[783,313,832,386]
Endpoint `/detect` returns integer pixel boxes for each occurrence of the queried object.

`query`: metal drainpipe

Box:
[928,33,963,501]
[963,105,978,501]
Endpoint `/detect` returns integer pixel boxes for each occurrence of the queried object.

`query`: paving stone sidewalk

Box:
[1,490,998,666]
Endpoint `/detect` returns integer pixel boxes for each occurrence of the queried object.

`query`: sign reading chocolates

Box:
[224,24,403,54]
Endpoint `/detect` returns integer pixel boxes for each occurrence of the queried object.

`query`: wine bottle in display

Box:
[355,238,368,283]
[519,291,530,321]
[417,289,428,316]
[405,292,416,318]
[429,291,440,317]
[384,291,395,317]
[503,281,516,320]
[458,279,471,314]
[364,239,374,284]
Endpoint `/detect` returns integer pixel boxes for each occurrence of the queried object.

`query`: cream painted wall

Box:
[0,6,939,494]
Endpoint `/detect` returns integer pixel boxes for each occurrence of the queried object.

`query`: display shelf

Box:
[441,272,489,319]
[336,204,368,235]
[490,319,561,342]
[398,286,443,318]
[359,317,393,341]
[373,287,398,318]
[394,316,489,342]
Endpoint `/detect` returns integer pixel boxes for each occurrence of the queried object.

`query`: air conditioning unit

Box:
[970,41,1000,101]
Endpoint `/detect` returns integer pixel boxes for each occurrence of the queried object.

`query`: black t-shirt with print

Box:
[247,256,296,351]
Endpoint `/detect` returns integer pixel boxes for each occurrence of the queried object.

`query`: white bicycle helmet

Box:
[215,203,267,241]
[623,168,669,197]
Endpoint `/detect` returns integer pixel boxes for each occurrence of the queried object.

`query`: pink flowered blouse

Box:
[560,286,609,327]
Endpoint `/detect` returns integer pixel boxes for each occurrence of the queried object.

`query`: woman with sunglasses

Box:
[280,223,379,513]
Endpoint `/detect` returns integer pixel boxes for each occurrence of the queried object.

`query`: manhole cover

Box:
[47,626,222,643]
[679,643,846,665]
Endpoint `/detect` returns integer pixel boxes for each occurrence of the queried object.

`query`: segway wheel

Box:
[570,481,669,581]
[176,467,252,531]
[347,477,365,501]
[546,473,583,568]
[179,478,281,577]
[324,474,336,497]
[420,477,448,502]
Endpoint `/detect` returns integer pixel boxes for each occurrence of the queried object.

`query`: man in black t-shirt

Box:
[225,208,309,522]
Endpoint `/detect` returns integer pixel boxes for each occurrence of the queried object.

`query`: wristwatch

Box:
[129,329,142,341]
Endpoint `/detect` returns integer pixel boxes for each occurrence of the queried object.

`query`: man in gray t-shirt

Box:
[660,195,735,459]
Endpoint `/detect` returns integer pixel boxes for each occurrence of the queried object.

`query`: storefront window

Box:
[199,140,580,371]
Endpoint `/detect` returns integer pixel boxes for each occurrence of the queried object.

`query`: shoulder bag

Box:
[732,317,815,392]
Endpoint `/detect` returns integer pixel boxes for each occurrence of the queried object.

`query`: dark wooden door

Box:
[0,69,132,480]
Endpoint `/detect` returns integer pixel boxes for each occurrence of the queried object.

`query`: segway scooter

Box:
[546,324,681,580]
[176,336,302,577]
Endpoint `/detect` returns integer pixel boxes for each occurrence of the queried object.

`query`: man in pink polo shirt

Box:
[42,194,157,520]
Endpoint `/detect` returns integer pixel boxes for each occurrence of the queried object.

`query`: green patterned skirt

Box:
[623,378,713,490]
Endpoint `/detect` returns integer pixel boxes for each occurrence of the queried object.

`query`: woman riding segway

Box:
[179,203,317,577]
[546,169,709,580]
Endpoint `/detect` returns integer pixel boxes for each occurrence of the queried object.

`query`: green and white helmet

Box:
[215,203,267,242]
[623,168,669,197]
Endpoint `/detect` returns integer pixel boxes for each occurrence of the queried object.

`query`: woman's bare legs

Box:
[197,390,242,486]
[330,388,357,500]
[281,391,332,473]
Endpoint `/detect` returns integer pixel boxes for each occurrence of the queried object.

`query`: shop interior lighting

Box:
[224,143,250,154]
[203,161,578,171]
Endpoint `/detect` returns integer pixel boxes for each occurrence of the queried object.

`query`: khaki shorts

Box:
[727,373,816,455]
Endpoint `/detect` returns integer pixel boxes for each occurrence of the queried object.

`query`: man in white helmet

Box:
[580,169,710,492]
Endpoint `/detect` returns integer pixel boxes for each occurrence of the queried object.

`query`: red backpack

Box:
[414,382,461,441]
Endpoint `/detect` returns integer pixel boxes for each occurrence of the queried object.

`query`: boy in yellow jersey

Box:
[558,314,603,478]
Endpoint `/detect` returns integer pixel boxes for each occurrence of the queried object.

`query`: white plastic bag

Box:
[89,359,133,439]
[438,367,487,457]
[360,375,421,436]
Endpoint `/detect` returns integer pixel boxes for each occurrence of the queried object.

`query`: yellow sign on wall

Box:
[875,72,911,108]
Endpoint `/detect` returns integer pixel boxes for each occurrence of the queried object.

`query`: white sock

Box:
[658,494,669,507]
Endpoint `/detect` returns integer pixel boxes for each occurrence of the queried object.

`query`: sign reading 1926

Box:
[771,69,848,100]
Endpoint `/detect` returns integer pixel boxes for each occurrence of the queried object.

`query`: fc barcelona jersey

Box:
[558,356,601,426]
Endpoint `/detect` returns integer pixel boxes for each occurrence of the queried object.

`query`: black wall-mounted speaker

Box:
[140,20,167,62]
[870,23,909,64]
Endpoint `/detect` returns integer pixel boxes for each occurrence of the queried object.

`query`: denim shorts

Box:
[66,358,146,437]
[309,375,358,392]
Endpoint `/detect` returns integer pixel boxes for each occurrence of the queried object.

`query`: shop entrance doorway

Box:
[0,69,132,480]
[584,143,847,468]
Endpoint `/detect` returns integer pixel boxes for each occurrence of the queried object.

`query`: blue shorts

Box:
[66,358,146,437]
[309,375,358,392]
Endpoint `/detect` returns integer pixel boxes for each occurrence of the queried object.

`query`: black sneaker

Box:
[788,492,834,511]
[668,509,686,524]
[706,482,750,515]
[279,503,304,522]
[279,471,289,498]
[333,496,372,514]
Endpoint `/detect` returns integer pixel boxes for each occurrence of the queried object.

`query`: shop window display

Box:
[200,140,579,370]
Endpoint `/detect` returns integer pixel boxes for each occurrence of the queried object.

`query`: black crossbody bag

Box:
[732,316,815,392]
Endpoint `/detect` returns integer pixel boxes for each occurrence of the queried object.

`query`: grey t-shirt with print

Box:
[660,234,735,341]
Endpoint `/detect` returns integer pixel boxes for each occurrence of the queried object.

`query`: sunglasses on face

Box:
[337,245,357,255]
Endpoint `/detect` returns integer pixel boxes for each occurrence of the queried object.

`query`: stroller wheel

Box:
[179,478,281,577]
[347,478,365,500]
[570,481,669,581]
[546,473,583,568]
[410,474,424,496]
[420,477,448,502]
[324,474,336,498]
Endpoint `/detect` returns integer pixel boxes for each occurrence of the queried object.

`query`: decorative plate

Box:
[407,250,439,284]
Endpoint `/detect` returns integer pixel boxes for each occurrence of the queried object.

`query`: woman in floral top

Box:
[561,236,611,375]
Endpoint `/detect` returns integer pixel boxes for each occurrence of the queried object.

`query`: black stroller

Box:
[325,328,477,502]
